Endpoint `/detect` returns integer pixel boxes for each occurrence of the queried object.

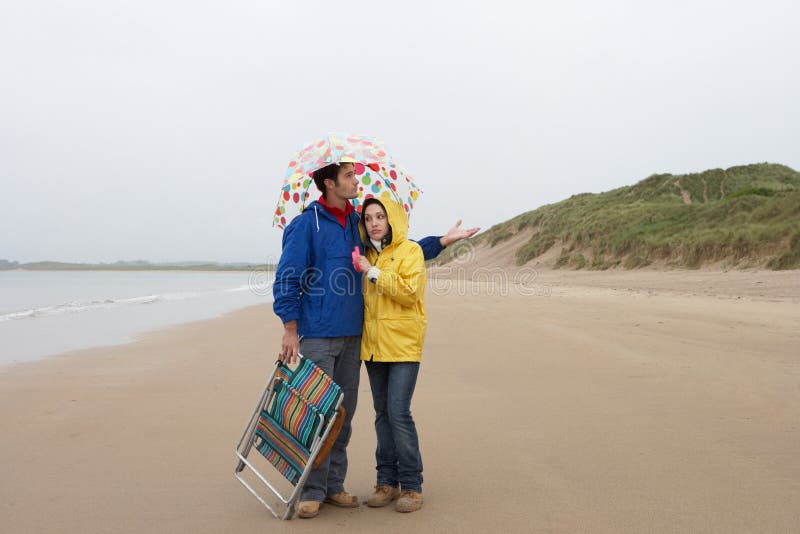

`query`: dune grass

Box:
[435,163,800,270]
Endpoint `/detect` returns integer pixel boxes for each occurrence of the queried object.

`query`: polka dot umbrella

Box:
[273,134,423,229]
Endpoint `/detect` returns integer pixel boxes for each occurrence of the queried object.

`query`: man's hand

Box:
[356,255,372,273]
[440,219,480,247]
[279,321,299,364]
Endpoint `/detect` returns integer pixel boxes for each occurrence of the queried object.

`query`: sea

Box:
[0,270,274,366]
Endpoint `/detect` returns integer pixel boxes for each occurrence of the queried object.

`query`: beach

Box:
[1,269,798,533]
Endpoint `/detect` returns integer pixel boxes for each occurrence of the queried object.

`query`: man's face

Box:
[326,163,358,200]
[363,203,389,240]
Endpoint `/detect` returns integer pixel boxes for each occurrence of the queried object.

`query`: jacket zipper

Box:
[370,241,397,361]
[372,247,380,360]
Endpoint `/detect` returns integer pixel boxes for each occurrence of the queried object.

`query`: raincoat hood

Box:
[359,197,409,249]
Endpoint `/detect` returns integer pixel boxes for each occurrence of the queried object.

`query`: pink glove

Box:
[352,246,362,272]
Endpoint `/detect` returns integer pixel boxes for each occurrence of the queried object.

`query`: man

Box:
[272,161,478,518]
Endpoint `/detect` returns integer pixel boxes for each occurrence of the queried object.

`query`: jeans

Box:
[364,361,423,493]
[298,336,361,502]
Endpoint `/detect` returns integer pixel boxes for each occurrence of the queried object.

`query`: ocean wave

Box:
[0,284,267,323]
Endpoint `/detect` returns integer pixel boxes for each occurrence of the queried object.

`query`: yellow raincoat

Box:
[359,198,427,362]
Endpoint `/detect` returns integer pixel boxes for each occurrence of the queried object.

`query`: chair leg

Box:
[235,363,281,474]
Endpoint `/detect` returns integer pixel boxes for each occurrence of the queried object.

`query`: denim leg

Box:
[365,361,399,488]
[297,336,361,501]
[386,362,423,493]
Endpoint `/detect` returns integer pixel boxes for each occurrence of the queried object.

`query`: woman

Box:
[355,196,427,513]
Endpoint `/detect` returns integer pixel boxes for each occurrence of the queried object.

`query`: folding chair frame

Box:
[234,355,343,520]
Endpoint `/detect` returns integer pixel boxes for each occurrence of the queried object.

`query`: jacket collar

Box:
[317,195,354,228]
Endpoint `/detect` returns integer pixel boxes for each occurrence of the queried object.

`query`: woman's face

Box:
[363,203,389,240]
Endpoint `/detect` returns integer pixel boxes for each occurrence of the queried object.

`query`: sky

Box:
[1,0,798,263]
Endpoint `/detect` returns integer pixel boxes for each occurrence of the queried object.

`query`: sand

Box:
[1,269,798,533]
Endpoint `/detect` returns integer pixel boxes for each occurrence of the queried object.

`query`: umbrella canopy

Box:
[273,134,423,229]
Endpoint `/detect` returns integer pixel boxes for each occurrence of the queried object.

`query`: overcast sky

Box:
[1,1,798,263]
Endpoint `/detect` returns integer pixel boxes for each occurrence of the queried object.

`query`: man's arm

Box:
[415,219,481,261]
[272,217,311,364]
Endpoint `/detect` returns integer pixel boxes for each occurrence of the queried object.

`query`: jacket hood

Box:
[359,196,409,245]
[303,199,360,233]
[304,199,353,221]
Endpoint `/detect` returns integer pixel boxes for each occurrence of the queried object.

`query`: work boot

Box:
[366,485,401,507]
[396,490,423,513]
[324,491,359,508]
[297,500,320,519]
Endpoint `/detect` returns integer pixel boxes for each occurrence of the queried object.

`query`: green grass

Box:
[432,163,800,270]
[767,234,800,270]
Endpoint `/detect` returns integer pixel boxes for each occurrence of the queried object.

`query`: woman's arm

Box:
[370,244,425,308]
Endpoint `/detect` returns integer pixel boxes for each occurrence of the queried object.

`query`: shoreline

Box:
[0,301,271,374]
[0,301,271,373]
[4,268,797,370]
[1,268,269,272]
[0,269,273,367]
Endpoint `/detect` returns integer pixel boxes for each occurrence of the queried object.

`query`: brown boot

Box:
[296,500,320,519]
[366,485,401,508]
[323,491,359,508]
[396,490,423,513]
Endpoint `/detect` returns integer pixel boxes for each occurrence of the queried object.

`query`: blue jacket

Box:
[272,200,444,338]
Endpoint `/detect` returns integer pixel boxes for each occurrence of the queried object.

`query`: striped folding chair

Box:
[234,355,345,520]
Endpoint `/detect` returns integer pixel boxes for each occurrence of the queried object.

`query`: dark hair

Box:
[312,163,341,195]
[361,197,386,216]
[361,198,392,247]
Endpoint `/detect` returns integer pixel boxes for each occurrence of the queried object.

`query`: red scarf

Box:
[318,195,355,228]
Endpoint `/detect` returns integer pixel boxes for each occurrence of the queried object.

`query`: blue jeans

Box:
[298,336,361,502]
[364,361,423,493]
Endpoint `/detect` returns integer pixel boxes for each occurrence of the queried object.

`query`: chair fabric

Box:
[252,359,343,485]
[254,411,310,483]
[269,379,322,448]
[288,358,342,417]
